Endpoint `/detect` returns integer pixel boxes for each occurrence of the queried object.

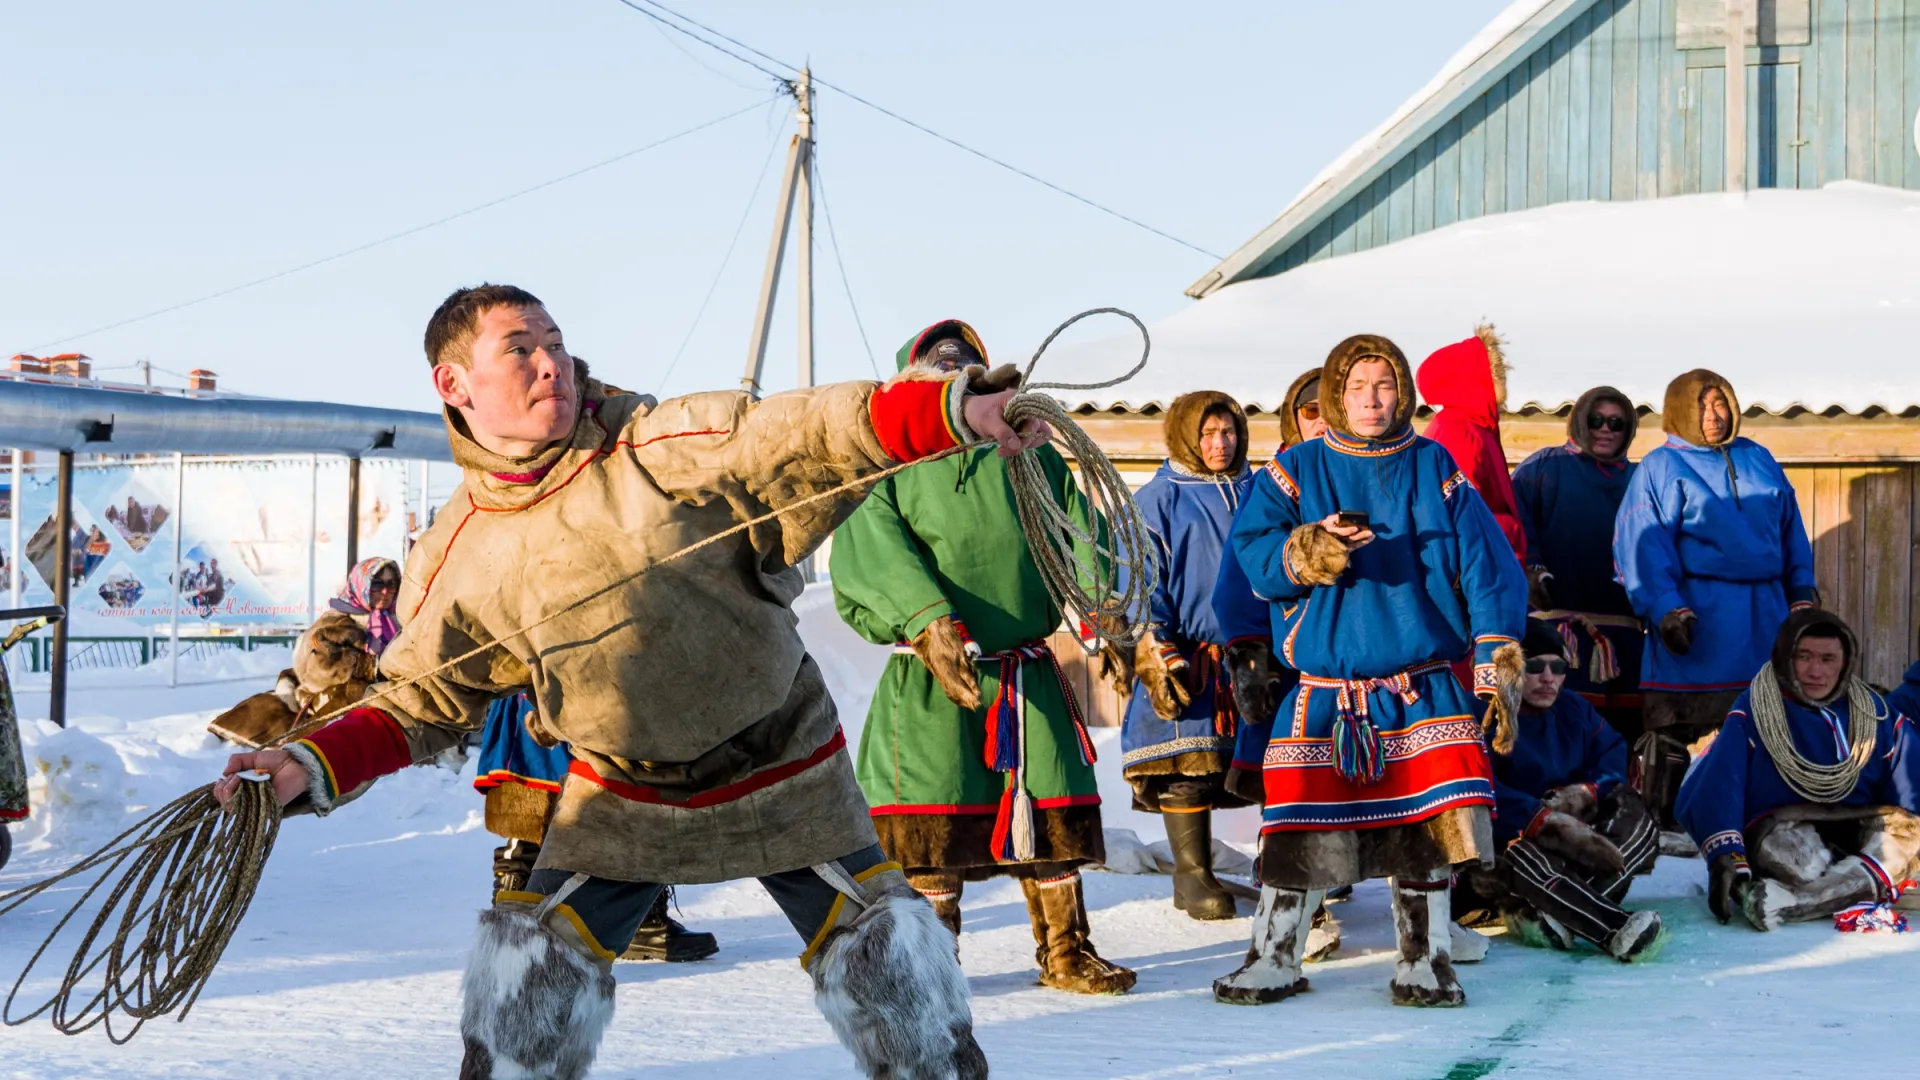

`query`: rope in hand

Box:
[0,307,1156,1039]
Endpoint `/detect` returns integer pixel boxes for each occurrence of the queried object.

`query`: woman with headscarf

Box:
[1615,369,1817,831]
[1119,390,1260,921]
[1511,387,1645,743]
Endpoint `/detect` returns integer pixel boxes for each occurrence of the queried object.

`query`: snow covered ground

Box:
[3,593,1916,1078]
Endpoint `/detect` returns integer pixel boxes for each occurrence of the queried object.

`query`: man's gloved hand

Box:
[1658,608,1697,655]
[1709,853,1751,925]
[1526,566,1554,612]
[1224,639,1283,727]
[1133,630,1190,721]
[1541,783,1599,822]
[1529,809,1627,873]
[912,615,981,710]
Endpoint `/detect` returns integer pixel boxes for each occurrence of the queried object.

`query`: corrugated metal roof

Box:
[1049,183,1920,417]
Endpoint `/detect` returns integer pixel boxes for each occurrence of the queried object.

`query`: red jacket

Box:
[1417,329,1526,562]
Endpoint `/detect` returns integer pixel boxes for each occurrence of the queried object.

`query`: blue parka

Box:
[1490,692,1629,843]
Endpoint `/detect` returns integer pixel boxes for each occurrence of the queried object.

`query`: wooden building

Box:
[1041,1,1920,712]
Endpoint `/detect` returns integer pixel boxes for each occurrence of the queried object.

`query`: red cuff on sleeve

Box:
[1523,805,1554,839]
[297,707,414,800]
[868,378,963,463]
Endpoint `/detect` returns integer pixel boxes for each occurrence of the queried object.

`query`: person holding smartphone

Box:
[1212,334,1527,1009]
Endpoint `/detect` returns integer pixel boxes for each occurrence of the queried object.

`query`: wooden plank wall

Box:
[1262,0,1920,277]
[1784,463,1920,687]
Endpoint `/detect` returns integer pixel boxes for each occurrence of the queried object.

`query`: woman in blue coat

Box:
[1614,369,1816,828]
[1121,390,1261,921]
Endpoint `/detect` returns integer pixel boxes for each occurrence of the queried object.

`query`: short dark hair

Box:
[423,284,545,368]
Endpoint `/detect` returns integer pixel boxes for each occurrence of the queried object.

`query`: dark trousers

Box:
[1457,791,1659,947]
[521,844,889,960]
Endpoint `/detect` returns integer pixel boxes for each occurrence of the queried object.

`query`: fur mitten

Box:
[912,615,981,710]
[1530,810,1626,873]
[1709,853,1750,924]
[1658,608,1696,655]
[1479,642,1525,755]
[965,363,1023,395]
[1284,524,1350,586]
[1134,631,1190,721]
[1526,566,1553,612]
[1097,642,1135,698]
[1224,639,1283,727]
[1541,783,1599,822]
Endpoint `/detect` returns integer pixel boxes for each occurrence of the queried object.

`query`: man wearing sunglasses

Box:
[1511,388,1646,747]
[1453,620,1665,962]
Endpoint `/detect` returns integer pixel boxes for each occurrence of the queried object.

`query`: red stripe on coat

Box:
[567,729,847,808]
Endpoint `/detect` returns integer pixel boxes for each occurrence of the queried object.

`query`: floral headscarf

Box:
[330,557,401,656]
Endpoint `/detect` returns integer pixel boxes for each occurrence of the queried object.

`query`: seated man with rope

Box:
[1676,609,1920,931]
[213,283,1047,1080]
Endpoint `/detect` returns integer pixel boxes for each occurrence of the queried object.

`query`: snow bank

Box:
[1049,183,1920,416]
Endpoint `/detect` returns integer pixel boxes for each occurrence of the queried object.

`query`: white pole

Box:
[1725,0,1747,193]
[169,451,183,688]
[9,448,21,609]
[307,455,319,625]
[795,67,815,390]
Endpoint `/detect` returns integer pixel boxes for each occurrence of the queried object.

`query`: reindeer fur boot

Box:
[458,904,616,1080]
[1743,856,1882,931]
[908,869,965,938]
[1303,900,1341,963]
[1214,884,1323,1004]
[809,884,988,1080]
[1389,871,1465,1007]
[1021,872,1137,995]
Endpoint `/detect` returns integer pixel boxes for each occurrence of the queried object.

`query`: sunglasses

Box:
[1524,657,1568,675]
[1297,401,1321,420]
[1587,414,1628,433]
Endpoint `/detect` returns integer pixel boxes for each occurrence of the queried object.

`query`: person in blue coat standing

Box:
[1614,369,1817,830]
[1120,390,1263,921]
[1511,386,1646,743]
[1211,334,1527,1010]
[1676,609,1920,930]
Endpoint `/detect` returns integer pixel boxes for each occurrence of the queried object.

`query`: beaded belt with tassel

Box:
[1297,660,1447,784]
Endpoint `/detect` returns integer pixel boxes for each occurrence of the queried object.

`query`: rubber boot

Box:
[1742,856,1882,931]
[908,869,965,938]
[621,887,719,963]
[1213,885,1323,1004]
[1389,871,1465,1007]
[1164,810,1236,920]
[1021,871,1136,995]
[491,839,540,896]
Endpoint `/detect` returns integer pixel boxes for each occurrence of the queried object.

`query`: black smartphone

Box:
[1334,510,1371,531]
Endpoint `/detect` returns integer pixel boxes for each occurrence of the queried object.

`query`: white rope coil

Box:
[1747,667,1881,804]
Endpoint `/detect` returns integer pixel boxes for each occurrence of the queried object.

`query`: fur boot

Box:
[1389,871,1465,1007]
[1449,921,1490,964]
[1283,524,1349,586]
[810,885,988,1080]
[458,907,616,1080]
[1742,856,1881,931]
[907,870,965,938]
[1020,872,1137,995]
[1213,885,1323,1004]
[1603,910,1665,963]
[1164,811,1236,921]
[1303,900,1341,964]
[1503,904,1575,951]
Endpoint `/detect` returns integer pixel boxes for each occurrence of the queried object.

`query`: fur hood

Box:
[1661,368,1741,447]
[1319,334,1417,441]
[1771,607,1856,707]
[1163,390,1249,476]
[1567,385,1638,460]
[1277,367,1322,448]
[895,319,987,373]
[1416,325,1507,428]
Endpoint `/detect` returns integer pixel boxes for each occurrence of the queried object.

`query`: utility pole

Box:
[138,359,152,386]
[1725,0,1747,192]
[742,69,815,398]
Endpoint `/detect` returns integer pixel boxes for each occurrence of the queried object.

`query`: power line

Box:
[656,119,790,389]
[611,0,1223,261]
[27,97,778,352]
[812,156,880,380]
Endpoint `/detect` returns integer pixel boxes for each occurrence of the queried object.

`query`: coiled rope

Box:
[1745,666,1882,804]
[0,307,1156,1038]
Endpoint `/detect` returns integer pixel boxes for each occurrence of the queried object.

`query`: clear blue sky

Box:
[2,0,1514,412]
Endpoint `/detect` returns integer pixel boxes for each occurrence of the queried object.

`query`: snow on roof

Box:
[1045,183,1920,417]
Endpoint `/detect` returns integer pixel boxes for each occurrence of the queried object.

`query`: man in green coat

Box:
[831,319,1136,996]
